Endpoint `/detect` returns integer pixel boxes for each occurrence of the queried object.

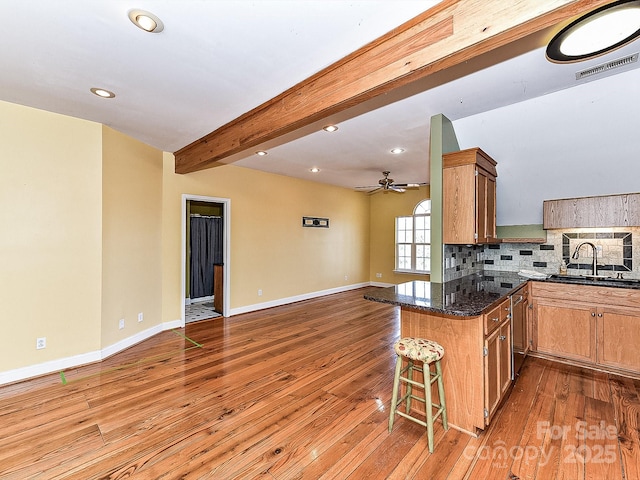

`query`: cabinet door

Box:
[498,321,512,398]
[597,306,640,372]
[484,327,500,424]
[484,319,511,425]
[486,175,496,242]
[475,169,497,244]
[533,300,595,363]
[476,169,487,243]
[443,164,476,244]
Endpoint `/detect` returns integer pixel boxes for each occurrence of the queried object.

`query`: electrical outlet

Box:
[596,245,603,255]
[258,289,263,296]
[119,319,125,330]
[138,312,143,322]
[36,337,46,349]
[376,273,382,278]
[344,275,348,281]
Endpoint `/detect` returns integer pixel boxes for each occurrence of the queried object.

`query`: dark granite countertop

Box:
[364,272,528,317]
[540,274,640,289]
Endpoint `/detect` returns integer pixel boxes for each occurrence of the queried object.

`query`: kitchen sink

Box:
[548,274,640,286]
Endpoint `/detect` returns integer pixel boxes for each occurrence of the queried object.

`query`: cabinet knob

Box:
[499,335,506,341]
[492,317,500,322]
[598,313,603,317]
[591,312,596,317]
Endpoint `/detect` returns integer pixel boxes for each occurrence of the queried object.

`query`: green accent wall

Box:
[429,114,460,283]
[497,224,547,240]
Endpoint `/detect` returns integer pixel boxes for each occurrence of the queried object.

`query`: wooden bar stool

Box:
[388,337,448,453]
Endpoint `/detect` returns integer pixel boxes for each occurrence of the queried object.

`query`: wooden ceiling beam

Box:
[174,0,610,174]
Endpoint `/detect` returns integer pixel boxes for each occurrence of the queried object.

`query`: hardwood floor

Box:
[1,288,640,479]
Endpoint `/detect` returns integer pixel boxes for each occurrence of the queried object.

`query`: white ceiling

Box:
[1,1,639,191]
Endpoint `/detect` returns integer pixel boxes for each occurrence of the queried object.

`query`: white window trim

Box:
[394,200,431,275]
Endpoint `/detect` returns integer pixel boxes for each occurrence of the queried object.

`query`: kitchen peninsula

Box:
[365,272,527,435]
[367,270,640,436]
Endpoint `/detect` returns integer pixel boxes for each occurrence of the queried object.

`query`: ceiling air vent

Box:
[575,53,639,80]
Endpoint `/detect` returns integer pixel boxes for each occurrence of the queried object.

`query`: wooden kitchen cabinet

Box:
[597,306,640,372]
[484,317,511,425]
[543,192,640,229]
[443,147,497,244]
[533,299,596,363]
[531,281,640,375]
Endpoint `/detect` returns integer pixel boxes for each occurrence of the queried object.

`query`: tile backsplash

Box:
[480,227,640,280]
[444,227,640,282]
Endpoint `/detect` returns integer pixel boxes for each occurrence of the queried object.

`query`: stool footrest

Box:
[394,406,446,428]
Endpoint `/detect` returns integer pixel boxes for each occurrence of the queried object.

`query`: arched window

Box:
[395,199,431,273]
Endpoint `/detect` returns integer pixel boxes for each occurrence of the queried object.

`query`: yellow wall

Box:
[101,126,163,348]
[0,100,410,378]
[161,157,371,321]
[0,101,102,370]
[369,186,431,284]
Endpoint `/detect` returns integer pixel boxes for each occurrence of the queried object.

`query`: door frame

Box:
[181,194,231,325]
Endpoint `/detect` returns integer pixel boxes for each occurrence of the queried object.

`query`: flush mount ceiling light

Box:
[128,9,164,33]
[309,167,321,173]
[390,147,405,154]
[546,0,640,63]
[322,125,338,132]
[90,87,115,98]
[256,150,268,156]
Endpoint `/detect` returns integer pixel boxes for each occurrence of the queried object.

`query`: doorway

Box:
[181,194,230,325]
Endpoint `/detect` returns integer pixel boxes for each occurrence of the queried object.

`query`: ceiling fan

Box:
[355,171,426,194]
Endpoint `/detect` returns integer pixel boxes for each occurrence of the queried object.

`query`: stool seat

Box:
[394,337,444,363]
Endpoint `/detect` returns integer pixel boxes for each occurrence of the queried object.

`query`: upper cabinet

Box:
[543,192,640,229]
[443,148,498,244]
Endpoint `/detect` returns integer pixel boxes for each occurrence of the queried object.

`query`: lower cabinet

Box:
[597,306,640,372]
[484,317,511,425]
[533,300,595,363]
[531,282,640,375]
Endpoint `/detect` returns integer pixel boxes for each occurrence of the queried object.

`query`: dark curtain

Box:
[190,216,223,299]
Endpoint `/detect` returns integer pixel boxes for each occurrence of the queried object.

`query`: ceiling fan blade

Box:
[391,182,427,188]
[354,185,380,189]
[389,186,406,193]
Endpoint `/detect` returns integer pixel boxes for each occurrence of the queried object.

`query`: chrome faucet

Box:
[571,241,600,277]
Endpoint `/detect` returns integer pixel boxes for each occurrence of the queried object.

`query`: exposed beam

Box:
[174,0,610,174]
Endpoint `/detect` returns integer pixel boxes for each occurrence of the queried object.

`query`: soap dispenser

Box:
[560,260,568,275]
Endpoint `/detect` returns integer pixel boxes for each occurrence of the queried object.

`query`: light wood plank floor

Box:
[1,288,640,479]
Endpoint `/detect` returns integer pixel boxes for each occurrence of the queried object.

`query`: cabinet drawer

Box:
[485,299,509,335]
[531,281,640,308]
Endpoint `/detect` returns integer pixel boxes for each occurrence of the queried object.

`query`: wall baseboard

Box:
[0,319,182,386]
[1,282,383,386]
[229,282,371,316]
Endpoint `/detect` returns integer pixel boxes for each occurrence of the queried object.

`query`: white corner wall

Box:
[452,67,640,226]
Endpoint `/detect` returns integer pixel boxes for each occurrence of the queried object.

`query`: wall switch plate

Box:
[138,312,143,322]
[36,337,46,349]
[376,273,382,278]
[119,319,125,330]
[258,289,262,296]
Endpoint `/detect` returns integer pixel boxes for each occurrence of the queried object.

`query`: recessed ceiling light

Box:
[310,167,321,173]
[90,87,115,98]
[547,0,640,63]
[390,148,405,154]
[256,150,268,156]
[322,125,339,132]
[128,9,165,33]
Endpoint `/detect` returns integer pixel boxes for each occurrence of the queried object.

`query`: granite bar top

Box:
[364,272,528,317]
